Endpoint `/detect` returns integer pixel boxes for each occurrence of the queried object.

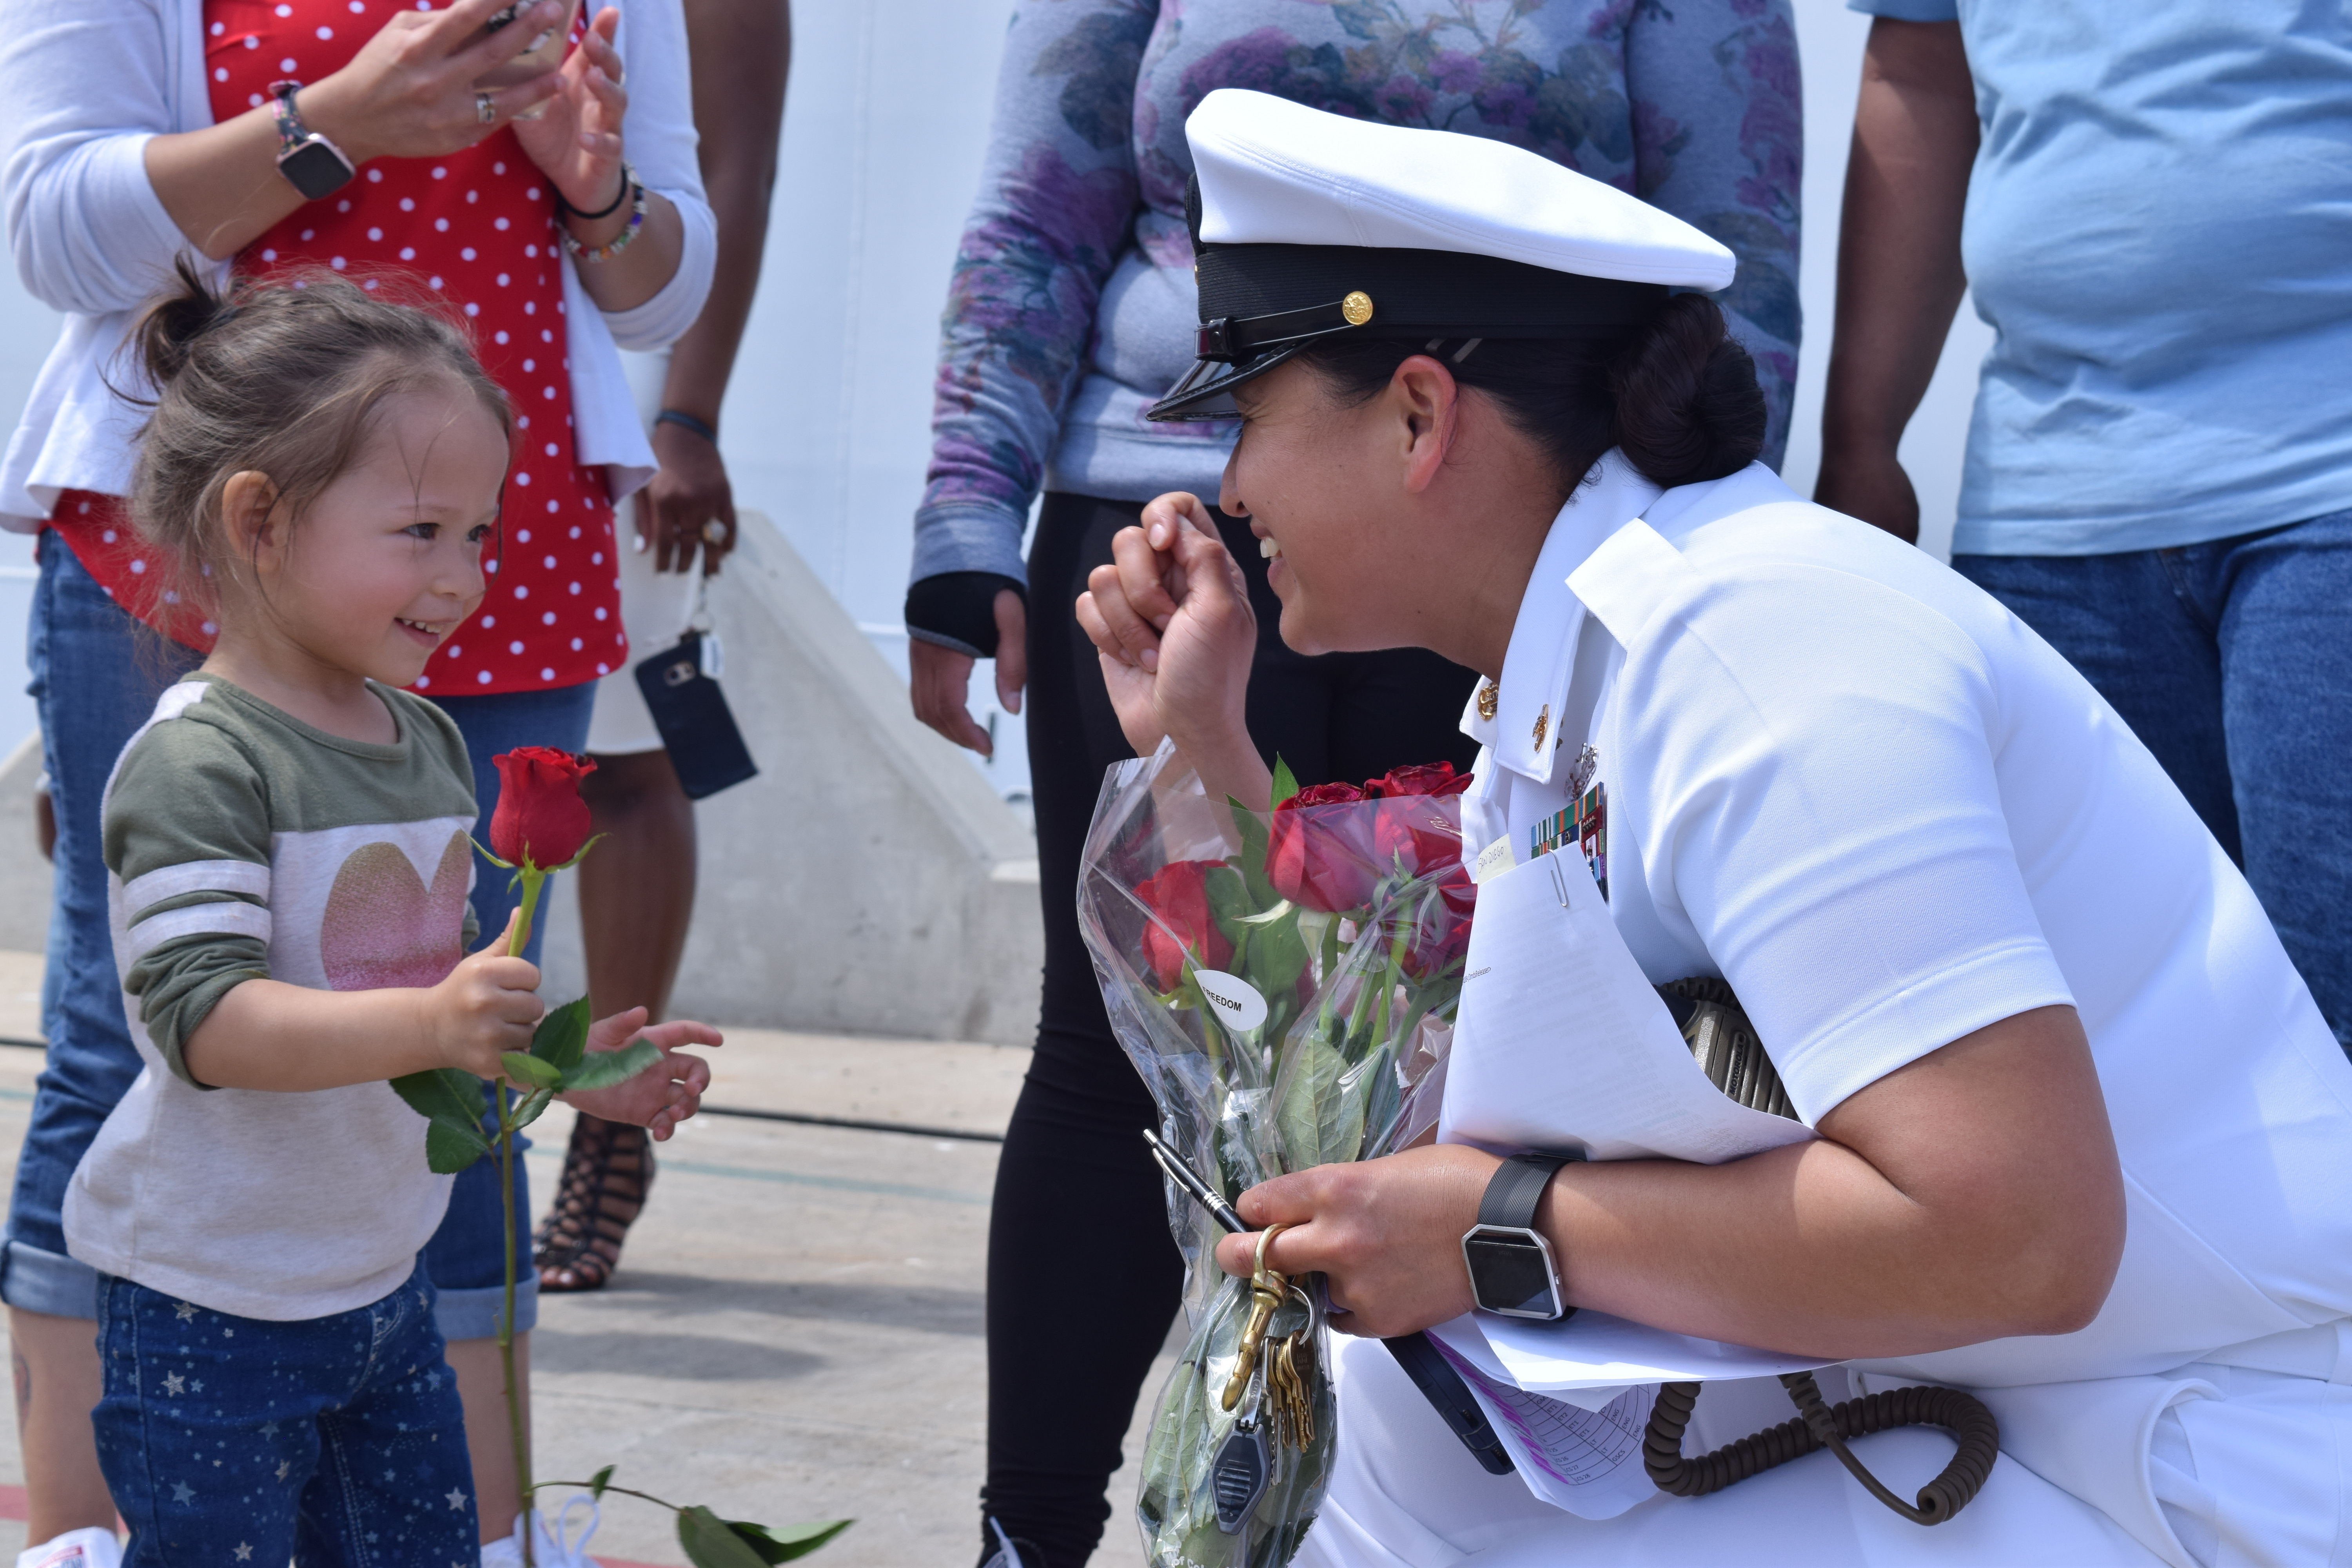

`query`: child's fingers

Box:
[639,1019,723,1051]
[480,954,542,994]
[481,906,524,956]
[584,1004,651,1051]
[662,1051,713,1097]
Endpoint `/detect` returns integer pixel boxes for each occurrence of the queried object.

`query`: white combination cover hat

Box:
[1150,89,1739,421]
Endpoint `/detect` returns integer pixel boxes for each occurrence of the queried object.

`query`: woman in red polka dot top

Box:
[0,0,713,1558]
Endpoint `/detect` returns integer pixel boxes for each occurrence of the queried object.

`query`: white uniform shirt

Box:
[1316,456,2352,1566]
[1453,454,2352,1388]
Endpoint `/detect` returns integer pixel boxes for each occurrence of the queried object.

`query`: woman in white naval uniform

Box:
[1077,90,2352,1567]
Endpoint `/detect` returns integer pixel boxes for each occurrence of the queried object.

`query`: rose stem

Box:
[502,864,544,1563]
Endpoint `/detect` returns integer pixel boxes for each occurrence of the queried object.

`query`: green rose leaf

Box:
[1203,862,1254,946]
[1275,1034,1345,1174]
[719,1519,855,1563]
[530,995,592,1074]
[1226,796,1278,909]
[423,1115,491,1174]
[390,1067,488,1127]
[587,1464,616,1500]
[512,1086,557,1129]
[501,1051,563,1091]
[1270,754,1299,811]
[1237,903,1309,998]
[677,1506,773,1568]
[559,1035,663,1094]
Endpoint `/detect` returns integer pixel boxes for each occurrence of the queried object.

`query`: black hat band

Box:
[1194,240,1669,363]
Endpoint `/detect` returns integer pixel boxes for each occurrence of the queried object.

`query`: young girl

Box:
[62,263,720,1561]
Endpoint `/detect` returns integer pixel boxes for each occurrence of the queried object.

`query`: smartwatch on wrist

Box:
[1461,1152,1580,1319]
[268,82,356,201]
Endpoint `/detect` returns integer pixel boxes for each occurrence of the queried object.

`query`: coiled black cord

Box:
[1644,1371,1999,1525]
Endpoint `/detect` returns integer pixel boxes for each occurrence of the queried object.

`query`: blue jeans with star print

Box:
[91,1262,479,1566]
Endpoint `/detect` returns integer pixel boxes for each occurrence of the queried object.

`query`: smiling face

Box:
[1215,349,1578,677]
[1218,359,1407,657]
[253,379,506,690]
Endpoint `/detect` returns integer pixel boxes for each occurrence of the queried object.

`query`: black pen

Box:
[1144,1127,1247,1234]
[1138,1127,1518,1477]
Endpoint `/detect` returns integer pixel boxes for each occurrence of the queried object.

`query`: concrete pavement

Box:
[0,951,1176,1567]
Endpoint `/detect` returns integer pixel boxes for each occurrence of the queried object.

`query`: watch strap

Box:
[1477,1153,1568,1231]
[267,81,308,154]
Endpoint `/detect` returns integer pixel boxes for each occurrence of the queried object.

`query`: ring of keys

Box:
[1219,1224,1319,1452]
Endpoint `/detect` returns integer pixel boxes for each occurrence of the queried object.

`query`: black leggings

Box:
[980,492,1481,1566]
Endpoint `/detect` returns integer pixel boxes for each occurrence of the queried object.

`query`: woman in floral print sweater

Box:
[907,5,1801,1563]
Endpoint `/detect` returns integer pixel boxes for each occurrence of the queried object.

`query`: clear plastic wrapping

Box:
[1078,742,1475,1566]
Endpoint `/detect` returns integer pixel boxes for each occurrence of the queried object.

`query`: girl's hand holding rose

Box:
[420,908,545,1080]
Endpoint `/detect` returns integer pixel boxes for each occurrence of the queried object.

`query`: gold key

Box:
[1267,1319,1316,1450]
[1221,1224,1293,1412]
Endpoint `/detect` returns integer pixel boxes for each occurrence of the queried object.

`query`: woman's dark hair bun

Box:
[134,255,240,391]
[1607,293,1767,490]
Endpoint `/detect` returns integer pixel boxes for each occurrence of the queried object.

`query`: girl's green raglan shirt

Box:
[65,674,482,1321]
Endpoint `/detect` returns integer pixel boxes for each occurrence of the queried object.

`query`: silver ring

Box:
[476,92,497,126]
[700,519,730,546]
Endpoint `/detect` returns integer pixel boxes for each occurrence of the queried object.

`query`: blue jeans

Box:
[93,1263,475,1564]
[1,532,199,1317]
[2,533,594,1341]
[1955,504,2352,1049]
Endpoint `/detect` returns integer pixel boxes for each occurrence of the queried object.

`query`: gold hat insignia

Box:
[1340,291,1374,327]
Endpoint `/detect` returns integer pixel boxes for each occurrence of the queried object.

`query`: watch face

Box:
[279,140,354,201]
[1463,1230,1565,1319]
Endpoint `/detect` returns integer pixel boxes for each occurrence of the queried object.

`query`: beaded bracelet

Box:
[563,178,647,264]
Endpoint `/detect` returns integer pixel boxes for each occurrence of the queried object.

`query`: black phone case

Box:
[632,632,759,800]
[1383,1332,1517,1475]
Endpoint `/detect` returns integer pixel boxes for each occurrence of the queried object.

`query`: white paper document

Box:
[1439,850,1819,1165]
[1430,1310,1826,1396]
[1426,850,1829,1513]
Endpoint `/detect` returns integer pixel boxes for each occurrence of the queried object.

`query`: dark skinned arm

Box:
[1814,18,1978,544]
[637,0,790,575]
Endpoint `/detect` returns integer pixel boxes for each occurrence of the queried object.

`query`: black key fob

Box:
[1211,1424,1270,1534]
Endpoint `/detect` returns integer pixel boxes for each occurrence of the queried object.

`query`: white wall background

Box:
[0,0,1994,788]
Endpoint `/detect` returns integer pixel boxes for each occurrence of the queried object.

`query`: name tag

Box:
[1472,834,1517,886]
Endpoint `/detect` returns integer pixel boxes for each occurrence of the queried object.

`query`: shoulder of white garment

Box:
[1568,462,1917,651]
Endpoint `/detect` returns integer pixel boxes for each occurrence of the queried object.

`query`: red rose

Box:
[489,747,598,869]
[1367,761,1473,800]
[1136,860,1235,990]
[1268,781,1379,913]
[1400,859,1477,980]
[1367,762,1473,879]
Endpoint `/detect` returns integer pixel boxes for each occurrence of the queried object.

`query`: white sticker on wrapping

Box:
[1192,969,1268,1033]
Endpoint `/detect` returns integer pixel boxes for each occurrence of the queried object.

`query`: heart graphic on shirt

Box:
[318,832,472,993]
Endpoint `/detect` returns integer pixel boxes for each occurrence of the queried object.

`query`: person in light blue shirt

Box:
[1814,2,2352,1052]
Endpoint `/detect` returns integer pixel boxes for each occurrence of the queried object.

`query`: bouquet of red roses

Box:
[1079,742,1477,1567]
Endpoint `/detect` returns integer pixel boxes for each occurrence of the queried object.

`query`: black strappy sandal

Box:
[533,1113,656,1292]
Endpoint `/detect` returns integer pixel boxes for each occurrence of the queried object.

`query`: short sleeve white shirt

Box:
[1451,455,2352,1387]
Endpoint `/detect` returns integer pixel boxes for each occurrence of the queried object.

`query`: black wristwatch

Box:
[1461,1152,1580,1319]
[268,82,356,201]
